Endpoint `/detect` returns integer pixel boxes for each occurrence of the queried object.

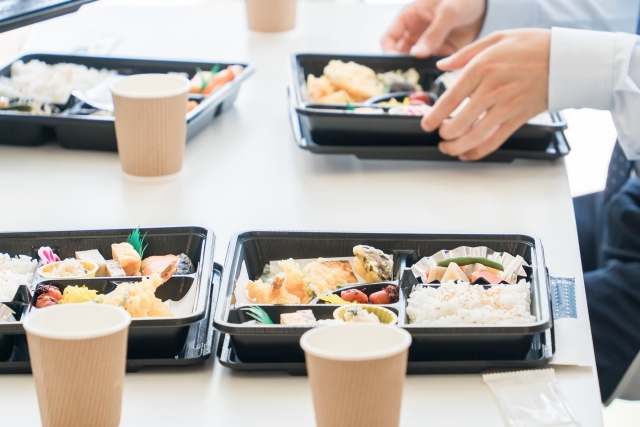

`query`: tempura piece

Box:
[246,275,301,304]
[111,242,141,276]
[353,245,393,283]
[307,75,338,101]
[303,259,358,298]
[323,60,385,102]
[278,258,307,302]
[99,273,172,317]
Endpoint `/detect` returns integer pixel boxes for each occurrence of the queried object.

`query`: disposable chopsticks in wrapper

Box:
[483,368,581,427]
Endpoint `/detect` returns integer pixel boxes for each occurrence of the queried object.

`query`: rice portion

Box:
[45,259,89,278]
[406,280,536,325]
[0,253,37,301]
[0,60,116,105]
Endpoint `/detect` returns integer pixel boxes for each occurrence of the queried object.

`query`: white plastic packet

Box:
[0,303,16,323]
[483,368,580,427]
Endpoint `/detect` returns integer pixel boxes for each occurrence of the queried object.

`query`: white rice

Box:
[0,253,37,301]
[0,60,116,105]
[406,280,536,325]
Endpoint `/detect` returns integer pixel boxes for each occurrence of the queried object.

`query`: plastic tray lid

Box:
[0,0,95,34]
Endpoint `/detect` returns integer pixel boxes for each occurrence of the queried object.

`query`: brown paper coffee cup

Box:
[24,304,132,427]
[245,0,297,32]
[300,324,412,427]
[111,74,190,177]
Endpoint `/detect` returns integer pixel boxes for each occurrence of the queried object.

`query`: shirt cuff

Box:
[478,0,537,39]
[548,27,616,111]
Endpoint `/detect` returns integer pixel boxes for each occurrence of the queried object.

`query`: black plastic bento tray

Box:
[0,226,215,362]
[0,0,94,34]
[0,263,222,374]
[213,231,554,372]
[289,54,570,162]
[217,329,553,375]
[0,54,254,151]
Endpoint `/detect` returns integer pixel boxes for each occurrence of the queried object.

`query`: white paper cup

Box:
[24,304,132,427]
[300,324,412,427]
[245,0,297,32]
[111,74,190,177]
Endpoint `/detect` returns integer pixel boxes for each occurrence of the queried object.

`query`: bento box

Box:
[213,231,554,372]
[0,226,215,363]
[288,54,569,162]
[0,54,254,151]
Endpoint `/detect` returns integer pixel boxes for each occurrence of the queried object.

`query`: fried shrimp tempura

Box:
[246,275,301,304]
[99,273,173,317]
[322,60,384,102]
[303,259,358,297]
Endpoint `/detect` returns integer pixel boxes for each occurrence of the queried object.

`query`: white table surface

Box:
[0,2,604,425]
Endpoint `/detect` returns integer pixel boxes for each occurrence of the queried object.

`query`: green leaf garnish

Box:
[345,96,355,111]
[210,64,220,75]
[241,306,273,324]
[126,226,148,258]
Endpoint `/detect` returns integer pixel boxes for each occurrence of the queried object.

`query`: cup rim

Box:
[300,324,412,362]
[110,73,190,99]
[24,304,132,340]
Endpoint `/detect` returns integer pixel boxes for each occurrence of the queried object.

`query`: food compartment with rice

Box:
[214,231,552,367]
[0,54,254,150]
[0,226,214,360]
[290,54,566,151]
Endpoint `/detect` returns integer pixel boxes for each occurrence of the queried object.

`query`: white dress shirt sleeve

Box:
[548,28,640,160]
[479,0,640,37]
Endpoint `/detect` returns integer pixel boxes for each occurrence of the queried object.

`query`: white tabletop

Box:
[0,2,604,425]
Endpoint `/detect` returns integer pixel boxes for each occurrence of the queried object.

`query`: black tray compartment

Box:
[289,54,569,162]
[214,231,553,370]
[0,54,254,150]
[31,276,197,358]
[0,226,215,360]
[0,263,222,373]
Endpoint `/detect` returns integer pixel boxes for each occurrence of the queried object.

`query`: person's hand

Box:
[381,0,486,58]
[421,29,551,161]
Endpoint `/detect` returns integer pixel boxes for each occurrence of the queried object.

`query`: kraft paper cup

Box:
[24,304,131,427]
[111,74,190,177]
[245,0,297,32]
[300,324,412,427]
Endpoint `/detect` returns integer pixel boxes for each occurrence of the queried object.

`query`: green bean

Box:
[436,257,504,271]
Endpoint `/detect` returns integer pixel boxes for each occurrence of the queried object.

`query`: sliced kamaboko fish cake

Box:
[440,262,469,283]
[353,245,393,283]
[426,266,447,283]
[303,259,358,297]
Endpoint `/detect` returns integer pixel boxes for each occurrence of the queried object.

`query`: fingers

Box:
[439,83,509,140]
[381,3,423,52]
[438,106,503,157]
[458,116,525,161]
[421,66,480,131]
[436,32,503,70]
[411,3,458,58]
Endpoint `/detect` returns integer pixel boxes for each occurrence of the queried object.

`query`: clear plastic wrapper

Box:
[483,369,580,427]
[0,303,16,322]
